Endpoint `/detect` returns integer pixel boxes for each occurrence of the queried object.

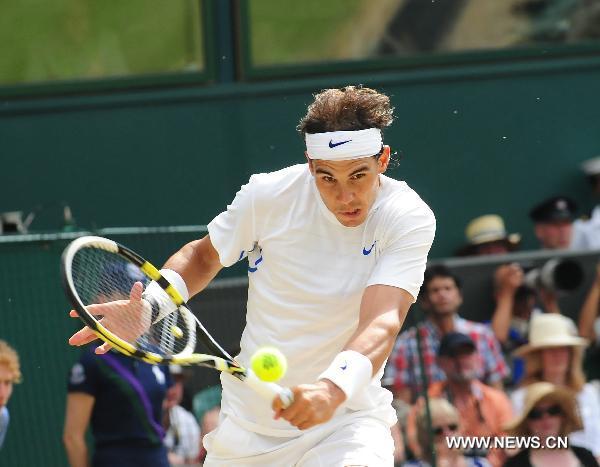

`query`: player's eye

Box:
[351,173,366,180]
[321,176,336,183]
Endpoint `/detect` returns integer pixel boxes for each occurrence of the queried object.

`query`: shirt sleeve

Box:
[367,202,436,301]
[207,175,260,267]
[480,327,510,383]
[67,350,98,396]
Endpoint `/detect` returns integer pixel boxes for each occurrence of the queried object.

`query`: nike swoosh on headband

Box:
[329,139,352,148]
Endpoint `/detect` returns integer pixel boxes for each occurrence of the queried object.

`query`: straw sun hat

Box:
[513,313,588,357]
[457,214,520,256]
[503,382,583,437]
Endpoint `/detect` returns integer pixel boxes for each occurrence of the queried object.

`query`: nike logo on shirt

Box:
[329,139,352,148]
[362,241,376,255]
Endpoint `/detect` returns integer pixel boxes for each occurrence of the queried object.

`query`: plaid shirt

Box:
[385,315,508,401]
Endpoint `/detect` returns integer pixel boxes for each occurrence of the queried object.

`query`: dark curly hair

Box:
[298,85,394,136]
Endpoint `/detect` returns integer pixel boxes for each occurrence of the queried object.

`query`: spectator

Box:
[529,196,577,250]
[192,385,222,464]
[511,313,600,457]
[579,262,600,381]
[457,214,520,257]
[406,333,512,467]
[386,265,509,403]
[63,347,172,467]
[504,382,599,467]
[572,155,600,251]
[0,340,21,450]
[404,397,491,467]
[63,262,172,467]
[491,263,539,386]
[163,365,200,466]
[579,262,600,342]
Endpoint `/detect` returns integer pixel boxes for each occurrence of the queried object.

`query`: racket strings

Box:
[71,247,195,358]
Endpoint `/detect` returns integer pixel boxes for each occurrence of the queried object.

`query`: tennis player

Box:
[70,85,435,465]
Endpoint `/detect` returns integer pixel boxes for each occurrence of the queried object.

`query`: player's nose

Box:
[336,187,355,204]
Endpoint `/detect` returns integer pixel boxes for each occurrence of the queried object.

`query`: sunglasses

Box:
[432,423,459,436]
[527,404,562,420]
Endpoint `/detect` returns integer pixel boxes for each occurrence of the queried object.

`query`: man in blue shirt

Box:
[63,262,172,467]
[63,348,172,467]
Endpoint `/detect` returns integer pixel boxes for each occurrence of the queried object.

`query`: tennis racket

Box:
[61,235,293,407]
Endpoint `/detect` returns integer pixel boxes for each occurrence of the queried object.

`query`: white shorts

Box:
[203,412,394,467]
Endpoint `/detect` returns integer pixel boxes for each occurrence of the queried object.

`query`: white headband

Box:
[305,128,382,161]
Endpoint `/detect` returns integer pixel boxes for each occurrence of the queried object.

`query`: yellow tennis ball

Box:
[171,325,183,338]
[250,347,287,382]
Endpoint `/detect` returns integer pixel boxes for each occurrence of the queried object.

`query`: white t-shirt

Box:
[164,405,201,461]
[572,206,600,251]
[207,164,435,436]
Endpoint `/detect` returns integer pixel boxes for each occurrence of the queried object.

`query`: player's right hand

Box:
[68,281,151,354]
[272,379,346,430]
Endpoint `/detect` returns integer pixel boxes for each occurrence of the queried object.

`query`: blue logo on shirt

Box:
[248,254,263,273]
[329,139,352,148]
[362,241,376,256]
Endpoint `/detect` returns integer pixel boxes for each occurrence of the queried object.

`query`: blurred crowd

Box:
[384,155,600,466]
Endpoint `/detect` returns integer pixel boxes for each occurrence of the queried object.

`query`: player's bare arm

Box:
[274,284,413,430]
[345,284,413,373]
[162,234,223,297]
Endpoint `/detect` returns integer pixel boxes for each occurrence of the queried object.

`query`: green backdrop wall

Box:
[2,56,600,258]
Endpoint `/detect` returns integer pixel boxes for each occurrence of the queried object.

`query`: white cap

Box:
[582,156,600,176]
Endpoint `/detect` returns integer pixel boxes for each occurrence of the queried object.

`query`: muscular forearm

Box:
[163,236,223,298]
[343,285,412,375]
[344,309,402,376]
[63,436,89,467]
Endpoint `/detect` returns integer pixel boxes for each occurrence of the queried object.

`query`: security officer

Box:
[529,195,578,250]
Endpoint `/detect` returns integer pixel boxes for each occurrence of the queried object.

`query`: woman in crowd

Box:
[504,382,598,467]
[511,313,600,457]
[404,397,490,467]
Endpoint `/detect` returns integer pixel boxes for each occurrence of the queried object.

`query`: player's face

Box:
[308,147,390,227]
[0,364,14,408]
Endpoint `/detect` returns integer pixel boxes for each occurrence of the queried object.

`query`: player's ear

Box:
[378,146,391,174]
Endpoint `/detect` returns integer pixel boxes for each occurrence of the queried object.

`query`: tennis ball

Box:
[171,325,183,339]
[250,347,287,382]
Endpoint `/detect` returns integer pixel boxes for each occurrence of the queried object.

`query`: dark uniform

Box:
[68,348,171,467]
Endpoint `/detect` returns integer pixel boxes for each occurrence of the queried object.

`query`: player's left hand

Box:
[272,379,346,430]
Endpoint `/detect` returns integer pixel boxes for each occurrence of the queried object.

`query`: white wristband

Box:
[143,269,190,322]
[318,350,373,401]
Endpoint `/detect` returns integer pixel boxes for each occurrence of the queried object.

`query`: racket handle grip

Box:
[245,369,294,408]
